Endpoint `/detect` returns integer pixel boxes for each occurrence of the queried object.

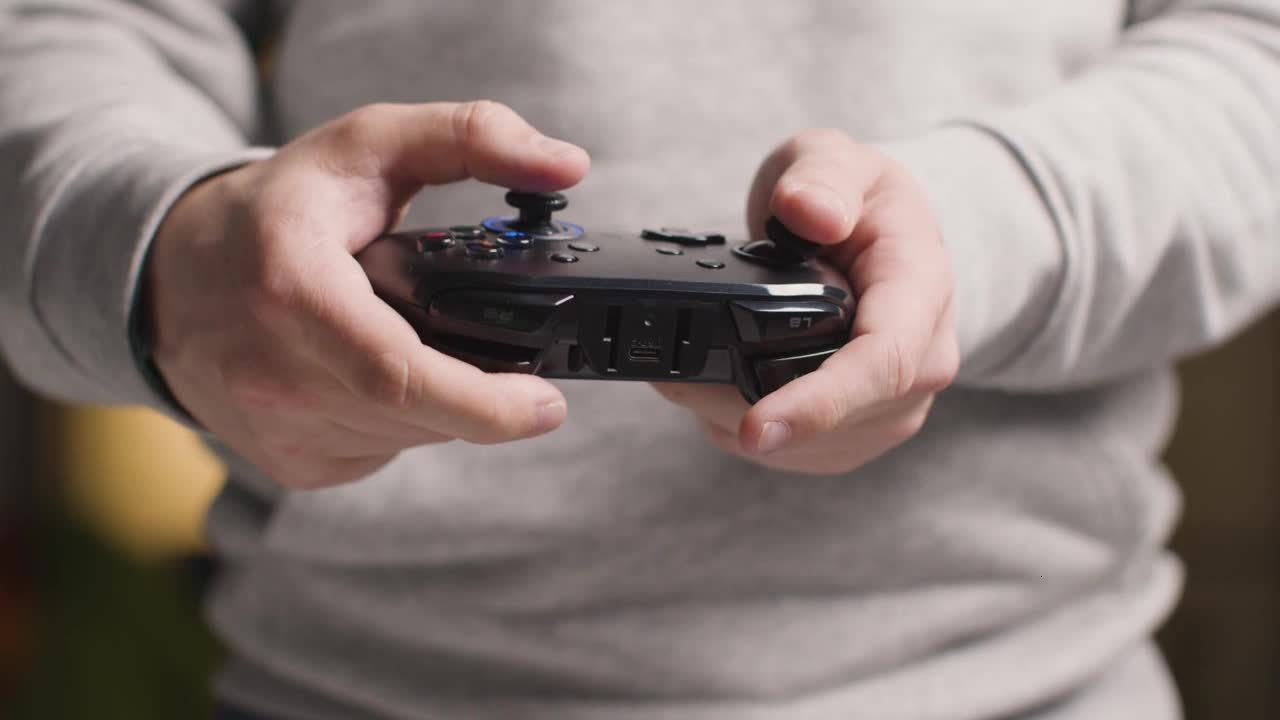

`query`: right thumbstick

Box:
[764,217,824,261]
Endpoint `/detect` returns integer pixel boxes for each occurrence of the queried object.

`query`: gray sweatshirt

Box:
[2,1,1279,718]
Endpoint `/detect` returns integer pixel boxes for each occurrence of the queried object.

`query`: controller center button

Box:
[496,231,533,248]
[568,242,599,253]
[549,252,579,263]
[696,259,726,269]
[465,240,504,259]
[642,228,727,246]
[731,300,847,343]
[753,347,840,397]
[418,230,455,252]
[655,246,684,256]
[449,225,486,239]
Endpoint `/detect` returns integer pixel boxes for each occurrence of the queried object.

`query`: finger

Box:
[651,383,749,433]
[311,100,590,204]
[746,129,884,245]
[290,253,569,444]
[740,331,930,454]
[709,398,932,475]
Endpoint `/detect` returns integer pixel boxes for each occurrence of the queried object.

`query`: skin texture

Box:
[151,103,953,487]
[653,129,959,475]
[148,101,590,489]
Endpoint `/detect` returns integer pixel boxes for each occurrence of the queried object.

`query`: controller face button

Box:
[753,347,840,397]
[731,300,847,343]
[449,225,486,239]
[696,259,726,269]
[568,242,599,253]
[465,240,504,259]
[496,231,534,248]
[654,246,684,256]
[548,252,579,263]
[418,231,455,252]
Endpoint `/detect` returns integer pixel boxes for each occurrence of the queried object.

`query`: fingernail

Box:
[535,399,567,432]
[781,181,849,234]
[756,420,792,455]
[536,136,583,160]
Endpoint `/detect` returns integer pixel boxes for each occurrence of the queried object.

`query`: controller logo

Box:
[482,307,516,325]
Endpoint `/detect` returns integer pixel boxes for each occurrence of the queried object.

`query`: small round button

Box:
[496,231,533,248]
[696,259,726,269]
[465,240,504,259]
[449,225,486,239]
[655,246,683,256]
[548,252,579,263]
[418,231,455,252]
[568,242,599,253]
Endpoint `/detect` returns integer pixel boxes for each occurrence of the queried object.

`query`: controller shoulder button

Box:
[730,300,846,343]
[752,347,840,397]
[429,291,574,339]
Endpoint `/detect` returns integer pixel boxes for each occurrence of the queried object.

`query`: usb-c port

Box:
[628,346,662,362]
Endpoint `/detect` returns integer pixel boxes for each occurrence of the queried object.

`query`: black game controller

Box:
[357,191,854,403]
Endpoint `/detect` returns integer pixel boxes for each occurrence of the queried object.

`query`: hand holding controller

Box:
[358,190,856,403]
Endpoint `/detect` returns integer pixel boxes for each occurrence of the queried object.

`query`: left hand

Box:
[654,129,958,474]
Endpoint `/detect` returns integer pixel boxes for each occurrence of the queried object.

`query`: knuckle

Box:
[877,336,917,400]
[337,103,390,141]
[452,99,509,154]
[356,352,413,408]
[888,407,929,445]
[321,104,393,177]
[919,339,960,394]
[806,391,848,435]
[470,391,535,443]
[225,367,302,413]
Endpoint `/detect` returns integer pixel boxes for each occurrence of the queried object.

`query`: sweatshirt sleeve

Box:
[883,0,1280,391]
[0,0,274,409]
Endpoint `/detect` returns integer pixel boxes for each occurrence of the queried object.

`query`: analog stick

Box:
[504,191,569,236]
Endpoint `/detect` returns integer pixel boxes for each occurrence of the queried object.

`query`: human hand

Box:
[146,102,590,488]
[654,129,957,474]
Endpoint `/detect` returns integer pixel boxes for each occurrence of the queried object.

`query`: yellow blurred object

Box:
[45,404,225,561]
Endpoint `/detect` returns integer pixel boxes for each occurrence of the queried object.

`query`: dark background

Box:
[1,311,1277,719]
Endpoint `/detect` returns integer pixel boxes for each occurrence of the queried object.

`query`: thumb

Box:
[297,101,590,238]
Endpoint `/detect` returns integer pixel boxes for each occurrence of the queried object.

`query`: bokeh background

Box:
[0,312,1277,719]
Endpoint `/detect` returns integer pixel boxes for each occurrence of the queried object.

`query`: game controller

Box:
[357,191,854,403]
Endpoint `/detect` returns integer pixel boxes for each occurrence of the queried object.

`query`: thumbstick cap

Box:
[764,216,823,261]
[505,191,568,214]
[503,191,569,234]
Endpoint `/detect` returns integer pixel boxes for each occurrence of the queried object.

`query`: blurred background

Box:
[0,313,1276,719]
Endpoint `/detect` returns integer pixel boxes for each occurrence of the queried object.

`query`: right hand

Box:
[146,101,590,489]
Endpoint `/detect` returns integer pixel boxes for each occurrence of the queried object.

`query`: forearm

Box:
[0,0,271,406]
[887,0,1280,390]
